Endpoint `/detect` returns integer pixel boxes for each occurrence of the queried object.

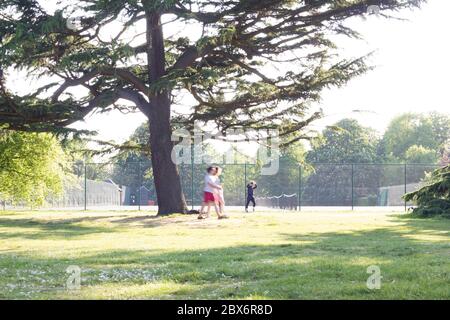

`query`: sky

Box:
[6,1,450,145]
[313,0,450,134]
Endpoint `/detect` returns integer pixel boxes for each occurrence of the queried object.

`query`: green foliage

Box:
[304,119,380,205]
[0,0,425,141]
[0,130,66,206]
[404,165,450,217]
[0,0,428,212]
[439,143,450,166]
[307,119,380,163]
[405,145,438,164]
[61,138,114,180]
[256,142,307,196]
[381,112,450,163]
[110,122,153,194]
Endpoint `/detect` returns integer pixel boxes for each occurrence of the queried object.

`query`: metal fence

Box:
[1,162,440,211]
[298,163,439,210]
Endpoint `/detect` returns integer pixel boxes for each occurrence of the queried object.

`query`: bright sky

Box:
[315,0,450,134]
[6,1,450,144]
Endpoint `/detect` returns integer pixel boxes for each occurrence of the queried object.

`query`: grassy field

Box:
[0,209,448,299]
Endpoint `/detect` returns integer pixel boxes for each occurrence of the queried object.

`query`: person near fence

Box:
[213,166,227,217]
[245,181,257,212]
[198,166,228,220]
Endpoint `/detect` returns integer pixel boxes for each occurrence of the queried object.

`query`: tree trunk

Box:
[145,10,188,215]
[148,96,188,215]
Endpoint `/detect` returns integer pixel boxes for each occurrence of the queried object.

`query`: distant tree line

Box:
[104,111,448,206]
[1,111,448,207]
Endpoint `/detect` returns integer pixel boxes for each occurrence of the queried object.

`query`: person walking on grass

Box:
[245,181,257,212]
[213,166,227,217]
[198,166,228,220]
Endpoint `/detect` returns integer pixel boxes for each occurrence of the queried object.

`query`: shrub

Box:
[404,165,450,217]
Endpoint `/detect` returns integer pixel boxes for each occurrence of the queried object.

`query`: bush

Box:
[404,165,450,217]
[0,131,66,206]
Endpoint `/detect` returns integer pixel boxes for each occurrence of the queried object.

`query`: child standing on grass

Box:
[245,181,257,212]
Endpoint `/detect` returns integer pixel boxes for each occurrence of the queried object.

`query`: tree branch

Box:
[51,67,150,103]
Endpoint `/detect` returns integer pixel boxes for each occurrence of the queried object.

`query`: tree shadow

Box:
[111,214,232,229]
[391,213,450,235]
[0,216,120,240]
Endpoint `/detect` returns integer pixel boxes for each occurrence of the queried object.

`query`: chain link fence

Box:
[1,162,440,211]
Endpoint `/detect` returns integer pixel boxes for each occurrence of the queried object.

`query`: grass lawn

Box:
[0,209,448,299]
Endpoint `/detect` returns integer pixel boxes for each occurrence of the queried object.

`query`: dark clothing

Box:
[246,184,257,197]
[245,184,257,209]
[246,196,256,209]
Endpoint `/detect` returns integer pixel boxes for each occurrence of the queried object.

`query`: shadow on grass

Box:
[0,216,121,240]
[1,214,449,299]
[111,214,228,229]
[392,213,450,234]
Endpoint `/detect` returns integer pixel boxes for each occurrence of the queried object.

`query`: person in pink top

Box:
[213,166,226,217]
[197,166,228,220]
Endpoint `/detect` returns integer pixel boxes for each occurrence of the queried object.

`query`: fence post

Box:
[244,162,247,207]
[404,163,407,212]
[298,165,302,212]
[84,162,87,211]
[191,144,194,210]
[351,164,354,211]
[138,161,141,211]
